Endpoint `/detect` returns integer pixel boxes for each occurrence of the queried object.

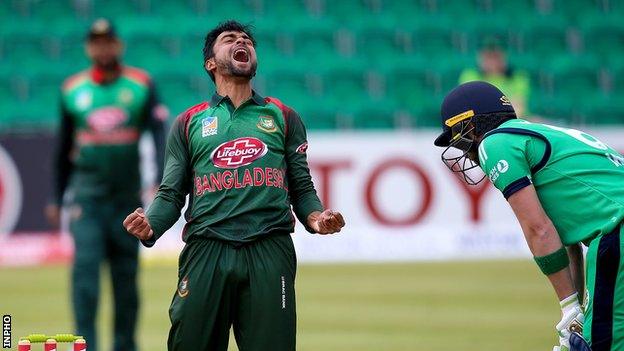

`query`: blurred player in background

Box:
[458,38,531,117]
[123,20,345,351]
[434,81,624,351]
[47,18,167,351]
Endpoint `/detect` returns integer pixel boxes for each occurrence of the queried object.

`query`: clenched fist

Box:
[123,207,153,241]
[307,210,345,234]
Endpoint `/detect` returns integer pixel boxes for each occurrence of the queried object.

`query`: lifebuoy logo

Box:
[0,145,22,238]
[87,107,128,132]
[211,137,268,169]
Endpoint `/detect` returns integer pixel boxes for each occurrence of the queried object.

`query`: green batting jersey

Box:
[478,119,624,245]
[143,91,324,246]
[55,66,166,205]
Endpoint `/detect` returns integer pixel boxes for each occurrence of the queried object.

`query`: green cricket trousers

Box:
[584,222,624,351]
[69,197,140,351]
[167,233,297,351]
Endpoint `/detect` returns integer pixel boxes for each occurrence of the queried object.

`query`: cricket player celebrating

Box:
[123,20,345,351]
[434,81,624,351]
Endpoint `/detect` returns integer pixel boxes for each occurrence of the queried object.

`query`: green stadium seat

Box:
[430,0,479,16]
[202,0,251,19]
[408,96,444,128]
[90,0,152,17]
[265,68,312,101]
[321,0,368,23]
[436,56,476,94]
[546,56,601,99]
[378,0,423,20]
[321,61,369,105]
[549,0,602,20]
[299,105,341,130]
[23,72,65,126]
[125,35,177,70]
[518,16,568,58]
[153,69,203,115]
[385,65,435,110]
[352,105,398,129]
[291,24,336,62]
[256,0,312,20]
[610,65,624,95]
[407,17,458,57]
[529,94,579,124]
[480,0,536,17]
[463,17,515,54]
[355,25,402,61]
[581,15,624,64]
[581,96,624,125]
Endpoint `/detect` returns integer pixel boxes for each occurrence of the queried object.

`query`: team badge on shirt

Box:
[118,88,134,104]
[202,116,218,137]
[178,276,189,298]
[257,115,277,133]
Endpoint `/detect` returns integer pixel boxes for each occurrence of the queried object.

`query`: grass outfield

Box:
[1,260,559,350]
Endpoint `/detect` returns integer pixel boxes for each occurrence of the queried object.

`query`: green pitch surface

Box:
[1,260,558,350]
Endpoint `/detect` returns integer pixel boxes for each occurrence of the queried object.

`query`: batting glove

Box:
[553,293,585,351]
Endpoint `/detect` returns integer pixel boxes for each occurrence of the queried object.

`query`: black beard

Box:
[218,58,257,79]
[95,58,120,71]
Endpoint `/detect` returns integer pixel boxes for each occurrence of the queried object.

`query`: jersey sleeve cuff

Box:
[295,198,324,234]
[502,176,532,200]
[140,237,156,248]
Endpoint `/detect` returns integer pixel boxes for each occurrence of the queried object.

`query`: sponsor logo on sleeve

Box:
[296,142,308,154]
[488,160,509,182]
[211,137,268,169]
[202,116,218,137]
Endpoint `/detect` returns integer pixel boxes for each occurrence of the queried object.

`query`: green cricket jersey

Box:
[143,91,323,246]
[478,119,624,245]
[55,66,166,205]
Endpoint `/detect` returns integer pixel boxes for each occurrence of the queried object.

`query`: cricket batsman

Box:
[123,20,345,351]
[434,81,624,351]
[48,19,167,351]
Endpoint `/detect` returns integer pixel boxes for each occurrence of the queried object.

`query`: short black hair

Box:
[202,20,256,81]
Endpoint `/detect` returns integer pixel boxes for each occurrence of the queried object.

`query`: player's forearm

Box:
[288,173,323,232]
[546,267,577,301]
[523,222,576,300]
[567,244,585,302]
[142,189,184,247]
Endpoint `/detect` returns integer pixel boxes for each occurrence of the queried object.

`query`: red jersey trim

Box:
[62,71,90,92]
[181,102,211,141]
[123,66,151,86]
[76,128,140,145]
[265,97,292,136]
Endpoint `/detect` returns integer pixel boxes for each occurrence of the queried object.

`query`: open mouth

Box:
[233,48,249,63]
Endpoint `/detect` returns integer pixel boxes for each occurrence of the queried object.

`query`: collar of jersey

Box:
[210,90,266,107]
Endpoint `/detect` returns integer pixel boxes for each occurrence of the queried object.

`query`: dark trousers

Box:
[69,198,140,351]
[167,234,297,351]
